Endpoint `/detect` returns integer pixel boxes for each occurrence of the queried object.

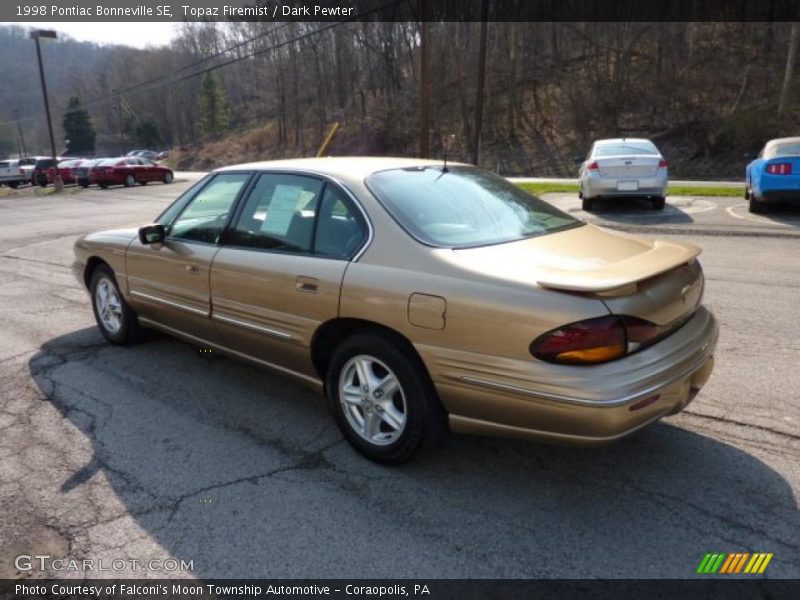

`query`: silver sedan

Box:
[578,138,669,211]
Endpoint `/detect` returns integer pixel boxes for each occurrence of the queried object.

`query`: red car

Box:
[94,157,174,188]
[45,159,84,185]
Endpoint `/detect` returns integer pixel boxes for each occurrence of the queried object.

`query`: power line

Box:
[1,0,405,128]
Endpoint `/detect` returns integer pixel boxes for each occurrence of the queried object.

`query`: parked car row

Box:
[578,136,800,214]
[0,155,174,190]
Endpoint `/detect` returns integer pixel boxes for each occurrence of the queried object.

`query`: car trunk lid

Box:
[596,155,661,178]
[445,224,703,326]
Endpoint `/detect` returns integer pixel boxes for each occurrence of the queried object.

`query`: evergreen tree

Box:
[62,97,96,155]
[198,72,230,138]
[135,120,161,148]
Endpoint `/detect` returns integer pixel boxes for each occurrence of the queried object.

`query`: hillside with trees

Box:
[1,21,799,177]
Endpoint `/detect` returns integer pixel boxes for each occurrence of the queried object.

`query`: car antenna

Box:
[441,133,455,174]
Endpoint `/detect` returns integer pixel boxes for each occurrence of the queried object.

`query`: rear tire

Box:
[124,174,135,187]
[89,265,141,345]
[99,183,108,189]
[749,194,765,214]
[582,197,594,211]
[326,333,446,465]
[651,196,666,210]
[9,182,19,189]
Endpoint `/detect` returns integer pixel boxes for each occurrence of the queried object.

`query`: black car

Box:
[32,158,59,186]
[73,158,104,188]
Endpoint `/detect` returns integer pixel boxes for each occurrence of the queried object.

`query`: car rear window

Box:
[765,142,800,159]
[366,166,581,248]
[594,143,658,157]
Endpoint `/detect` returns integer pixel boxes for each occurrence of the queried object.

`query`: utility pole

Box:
[418,0,430,158]
[112,89,125,152]
[14,110,27,157]
[30,29,62,190]
[471,0,489,166]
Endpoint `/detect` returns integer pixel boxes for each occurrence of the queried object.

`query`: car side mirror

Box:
[574,155,584,164]
[139,223,165,245]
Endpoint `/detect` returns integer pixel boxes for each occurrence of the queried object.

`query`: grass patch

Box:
[518,182,744,198]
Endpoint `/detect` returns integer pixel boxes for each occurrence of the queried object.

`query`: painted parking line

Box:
[545,194,718,219]
[726,203,800,226]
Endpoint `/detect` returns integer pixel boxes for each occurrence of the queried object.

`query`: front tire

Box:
[90,265,140,345]
[163,171,174,184]
[326,333,446,464]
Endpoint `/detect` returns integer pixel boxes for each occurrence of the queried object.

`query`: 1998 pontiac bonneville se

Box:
[73,157,718,464]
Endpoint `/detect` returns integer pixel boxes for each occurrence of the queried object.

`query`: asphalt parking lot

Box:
[0,179,798,579]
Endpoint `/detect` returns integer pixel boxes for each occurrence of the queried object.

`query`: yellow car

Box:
[73,157,718,464]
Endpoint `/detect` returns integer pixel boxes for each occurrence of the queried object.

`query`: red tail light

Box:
[587,161,599,171]
[658,159,669,168]
[530,316,626,364]
[530,315,669,365]
[766,162,792,175]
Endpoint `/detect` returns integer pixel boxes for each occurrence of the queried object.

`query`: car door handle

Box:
[295,276,318,293]
[185,264,199,274]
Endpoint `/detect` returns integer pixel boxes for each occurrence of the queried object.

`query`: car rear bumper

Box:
[417,306,718,445]
[759,190,800,204]
[584,175,667,198]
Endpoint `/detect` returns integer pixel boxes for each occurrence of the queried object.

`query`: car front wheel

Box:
[326,333,446,464]
[163,171,174,184]
[90,265,140,345]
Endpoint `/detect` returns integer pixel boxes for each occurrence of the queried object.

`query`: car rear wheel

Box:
[124,174,136,187]
[749,194,765,214]
[582,197,594,211]
[651,196,666,210]
[326,333,446,464]
[163,171,174,184]
[9,182,19,189]
[89,265,141,345]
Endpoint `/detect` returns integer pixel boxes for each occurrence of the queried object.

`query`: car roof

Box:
[214,156,469,180]
[764,137,800,148]
[594,138,654,145]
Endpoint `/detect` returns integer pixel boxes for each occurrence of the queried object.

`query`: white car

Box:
[577,138,669,211]
[0,157,37,188]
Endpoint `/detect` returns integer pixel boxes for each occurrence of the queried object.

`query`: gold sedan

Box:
[73,158,718,464]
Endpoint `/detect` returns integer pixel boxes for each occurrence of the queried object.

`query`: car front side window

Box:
[168,173,250,244]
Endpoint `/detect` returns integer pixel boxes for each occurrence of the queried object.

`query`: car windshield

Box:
[594,143,658,157]
[366,166,581,248]
[765,142,800,158]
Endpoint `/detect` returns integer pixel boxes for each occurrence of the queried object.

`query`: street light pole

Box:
[30,29,62,191]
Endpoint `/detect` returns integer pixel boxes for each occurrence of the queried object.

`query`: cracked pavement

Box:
[0,182,798,579]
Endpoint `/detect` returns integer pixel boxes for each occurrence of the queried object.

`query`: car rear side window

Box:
[366,166,580,248]
[314,185,367,259]
[229,173,324,253]
[168,173,249,244]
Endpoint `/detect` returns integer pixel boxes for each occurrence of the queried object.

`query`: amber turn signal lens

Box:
[530,316,627,365]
